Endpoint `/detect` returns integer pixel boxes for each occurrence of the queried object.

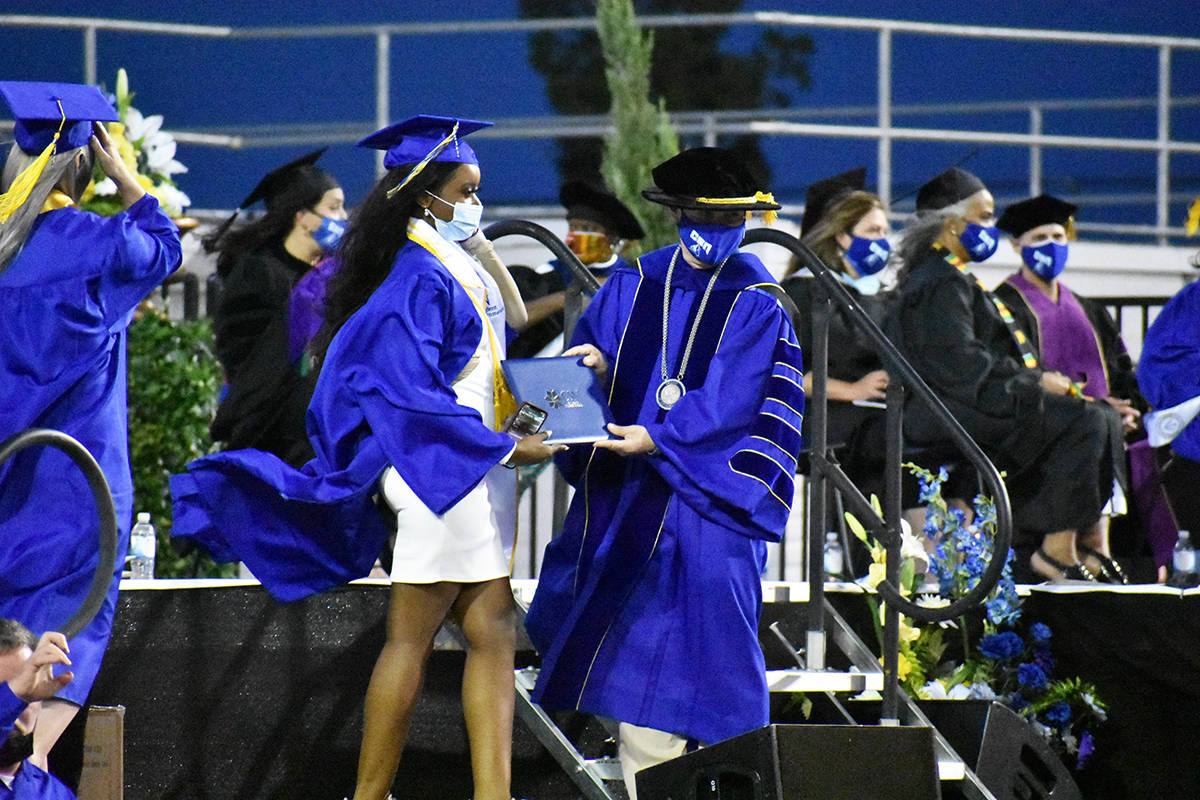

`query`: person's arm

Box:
[91,122,145,208]
[0,633,73,737]
[460,229,528,329]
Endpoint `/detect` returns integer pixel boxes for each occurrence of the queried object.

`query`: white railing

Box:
[2,11,1200,242]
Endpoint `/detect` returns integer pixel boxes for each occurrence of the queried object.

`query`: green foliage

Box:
[596,0,680,252]
[126,310,234,578]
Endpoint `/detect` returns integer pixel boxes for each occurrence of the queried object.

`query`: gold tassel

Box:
[0,100,67,224]
[1186,196,1200,236]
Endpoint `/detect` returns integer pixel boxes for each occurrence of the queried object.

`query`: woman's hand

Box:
[90,121,145,208]
[593,423,657,456]
[507,431,566,467]
[562,343,608,385]
[1039,370,1073,396]
[8,631,73,703]
[848,370,889,402]
[1105,396,1141,433]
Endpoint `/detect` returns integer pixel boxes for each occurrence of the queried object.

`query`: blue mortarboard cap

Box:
[0,80,118,154]
[357,114,492,170]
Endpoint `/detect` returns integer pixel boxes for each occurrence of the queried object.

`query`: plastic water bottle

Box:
[1174,530,1195,574]
[823,531,844,581]
[129,512,156,580]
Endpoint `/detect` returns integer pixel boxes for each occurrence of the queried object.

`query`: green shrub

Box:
[126,309,235,578]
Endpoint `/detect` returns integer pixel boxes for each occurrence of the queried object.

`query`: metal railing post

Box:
[83,25,97,85]
[1157,43,1172,246]
[1029,105,1043,196]
[375,28,390,180]
[877,27,893,210]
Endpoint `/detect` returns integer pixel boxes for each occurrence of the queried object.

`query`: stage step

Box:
[766,667,882,693]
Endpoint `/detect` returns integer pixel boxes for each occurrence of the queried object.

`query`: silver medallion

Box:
[656,378,686,410]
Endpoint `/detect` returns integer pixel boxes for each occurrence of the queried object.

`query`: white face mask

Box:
[426,190,483,242]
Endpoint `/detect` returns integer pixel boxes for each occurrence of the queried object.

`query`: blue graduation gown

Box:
[1139,280,1200,463]
[0,762,76,799]
[171,232,515,602]
[524,245,805,745]
[0,196,180,705]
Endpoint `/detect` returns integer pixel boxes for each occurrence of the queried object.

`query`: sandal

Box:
[1079,545,1130,584]
[1032,547,1098,583]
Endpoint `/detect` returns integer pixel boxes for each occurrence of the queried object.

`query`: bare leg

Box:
[352,582,459,800]
[1076,516,1110,555]
[28,699,79,770]
[450,578,516,800]
[1031,530,1086,581]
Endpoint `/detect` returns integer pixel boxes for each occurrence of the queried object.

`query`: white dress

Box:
[381,221,517,583]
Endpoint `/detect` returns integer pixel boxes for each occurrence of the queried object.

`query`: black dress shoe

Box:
[1032,547,1099,583]
[1080,546,1130,584]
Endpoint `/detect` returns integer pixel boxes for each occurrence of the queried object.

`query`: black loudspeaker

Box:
[919,701,1081,800]
[635,723,940,800]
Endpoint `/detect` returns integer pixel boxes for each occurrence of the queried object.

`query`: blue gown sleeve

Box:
[89,195,182,324]
[644,291,805,540]
[338,261,515,515]
[0,683,24,740]
[1139,282,1200,408]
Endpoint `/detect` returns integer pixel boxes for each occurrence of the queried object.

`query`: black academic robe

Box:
[889,247,1122,535]
[782,274,892,493]
[992,279,1145,413]
[210,243,317,466]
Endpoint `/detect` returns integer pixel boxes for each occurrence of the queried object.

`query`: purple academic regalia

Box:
[525,245,805,746]
[171,236,514,602]
[0,196,180,705]
[1002,273,1109,399]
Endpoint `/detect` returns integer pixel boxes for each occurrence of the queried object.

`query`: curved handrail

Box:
[744,227,1013,622]
[0,429,119,638]
[484,218,600,296]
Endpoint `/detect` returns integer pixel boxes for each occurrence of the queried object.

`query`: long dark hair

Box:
[791,191,884,278]
[310,159,462,364]
[203,164,338,277]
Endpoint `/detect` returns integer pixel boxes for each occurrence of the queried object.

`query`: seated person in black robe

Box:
[889,167,1126,583]
[204,150,346,466]
[508,178,643,358]
[782,168,895,523]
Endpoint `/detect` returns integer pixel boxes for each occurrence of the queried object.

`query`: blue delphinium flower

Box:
[1007,693,1030,713]
[978,631,1024,660]
[1076,730,1095,769]
[1043,701,1073,725]
[1017,662,1050,690]
[1030,622,1052,643]
[1033,645,1056,675]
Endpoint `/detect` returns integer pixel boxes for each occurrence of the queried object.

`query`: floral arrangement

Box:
[81,69,190,218]
[845,463,1107,770]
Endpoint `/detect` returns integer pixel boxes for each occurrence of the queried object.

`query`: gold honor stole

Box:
[408,222,518,429]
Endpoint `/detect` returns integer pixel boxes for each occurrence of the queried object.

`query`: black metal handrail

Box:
[744,228,1013,623]
[0,428,119,638]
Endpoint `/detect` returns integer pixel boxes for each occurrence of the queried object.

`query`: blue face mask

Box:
[959,222,999,262]
[678,217,746,266]
[427,191,484,242]
[1022,241,1069,280]
[311,216,346,253]
[844,236,891,276]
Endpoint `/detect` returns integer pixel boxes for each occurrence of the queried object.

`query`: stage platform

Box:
[45,579,1200,800]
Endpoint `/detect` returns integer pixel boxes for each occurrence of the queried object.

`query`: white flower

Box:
[91,177,117,197]
[143,132,187,177]
[922,680,947,699]
[156,182,191,213]
[966,682,995,700]
[123,107,162,143]
[947,683,973,700]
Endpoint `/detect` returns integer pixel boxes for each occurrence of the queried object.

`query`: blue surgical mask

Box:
[960,222,999,262]
[844,236,891,276]
[1022,241,1069,280]
[427,191,483,242]
[678,217,745,266]
[311,215,346,253]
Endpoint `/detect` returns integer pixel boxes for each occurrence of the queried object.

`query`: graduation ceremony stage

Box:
[48,578,1200,800]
